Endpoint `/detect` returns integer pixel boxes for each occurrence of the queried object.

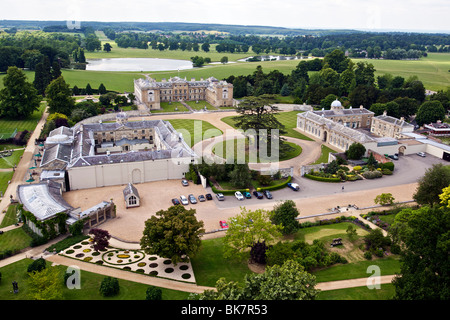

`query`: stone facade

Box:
[371,111,414,139]
[40,112,197,191]
[134,76,233,109]
[313,99,374,129]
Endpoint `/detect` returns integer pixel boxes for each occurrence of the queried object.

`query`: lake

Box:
[86,58,194,71]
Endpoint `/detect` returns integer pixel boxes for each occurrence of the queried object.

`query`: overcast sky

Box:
[1,0,449,33]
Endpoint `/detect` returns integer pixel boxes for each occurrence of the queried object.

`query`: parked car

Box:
[243,191,252,199]
[287,182,300,191]
[171,198,180,205]
[219,220,228,229]
[198,194,206,202]
[263,190,273,199]
[253,191,263,199]
[417,152,426,157]
[188,194,197,204]
[181,179,189,186]
[216,193,225,201]
[180,195,188,205]
[388,154,398,160]
[205,193,213,200]
[234,191,244,201]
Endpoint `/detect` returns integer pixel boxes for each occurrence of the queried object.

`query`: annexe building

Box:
[134,76,234,110]
[39,113,197,191]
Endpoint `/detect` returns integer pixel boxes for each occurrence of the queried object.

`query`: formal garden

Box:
[59,238,196,283]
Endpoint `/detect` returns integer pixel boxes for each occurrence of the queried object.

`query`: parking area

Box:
[62,152,449,242]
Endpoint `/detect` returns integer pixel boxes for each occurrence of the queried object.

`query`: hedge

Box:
[257,176,292,191]
[208,180,250,195]
[304,174,341,183]
[208,176,292,194]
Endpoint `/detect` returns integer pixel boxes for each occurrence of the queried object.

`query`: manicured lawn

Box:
[165,119,223,147]
[0,149,24,169]
[0,171,14,195]
[352,52,450,91]
[0,204,18,228]
[312,256,401,283]
[0,258,190,300]
[317,283,396,300]
[212,138,302,163]
[0,102,46,136]
[150,101,188,113]
[0,227,32,254]
[312,144,338,164]
[190,237,252,287]
[184,100,217,111]
[221,110,313,141]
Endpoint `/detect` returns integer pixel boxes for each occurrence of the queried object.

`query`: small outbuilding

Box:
[123,183,140,208]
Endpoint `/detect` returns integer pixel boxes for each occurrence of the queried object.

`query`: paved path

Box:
[0,107,48,224]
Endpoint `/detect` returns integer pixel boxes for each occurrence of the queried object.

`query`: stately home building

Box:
[134,76,234,110]
[39,112,197,191]
[313,99,374,129]
[370,111,414,139]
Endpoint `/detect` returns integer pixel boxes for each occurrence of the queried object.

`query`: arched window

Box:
[129,195,137,205]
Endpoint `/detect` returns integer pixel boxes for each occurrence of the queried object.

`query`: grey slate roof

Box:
[123,183,139,198]
[374,115,414,128]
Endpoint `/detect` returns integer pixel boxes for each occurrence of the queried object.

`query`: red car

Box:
[219,220,228,229]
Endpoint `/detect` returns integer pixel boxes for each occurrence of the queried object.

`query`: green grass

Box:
[317,283,396,300]
[0,204,18,228]
[212,138,302,163]
[150,101,188,113]
[312,144,338,164]
[184,100,217,111]
[166,119,223,147]
[0,171,14,195]
[0,102,46,134]
[312,256,401,283]
[84,41,252,62]
[352,52,450,91]
[0,227,32,254]
[221,110,313,141]
[0,149,24,169]
[190,237,252,287]
[0,258,190,300]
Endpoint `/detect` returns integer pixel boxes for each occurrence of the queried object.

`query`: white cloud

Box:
[0,0,448,32]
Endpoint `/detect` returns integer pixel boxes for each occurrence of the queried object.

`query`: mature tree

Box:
[415,100,446,126]
[348,84,378,108]
[85,35,101,52]
[228,163,252,188]
[393,97,419,119]
[103,42,112,52]
[27,267,63,300]
[146,286,162,300]
[413,163,450,206]
[140,205,205,265]
[50,60,62,80]
[85,83,93,95]
[190,56,205,68]
[99,277,120,297]
[323,49,349,73]
[391,205,450,300]
[320,94,338,110]
[45,76,75,116]
[0,66,41,119]
[346,142,366,160]
[98,83,107,95]
[223,207,282,261]
[194,260,319,300]
[339,61,356,95]
[201,42,210,52]
[271,200,300,235]
[354,61,375,86]
[233,94,286,152]
[89,228,111,252]
[220,56,228,64]
[374,193,395,206]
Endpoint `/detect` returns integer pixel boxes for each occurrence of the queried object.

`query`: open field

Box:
[1,53,447,93]
[353,52,450,91]
[0,103,46,135]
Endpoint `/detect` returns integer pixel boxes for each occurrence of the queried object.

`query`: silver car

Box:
[180,195,188,205]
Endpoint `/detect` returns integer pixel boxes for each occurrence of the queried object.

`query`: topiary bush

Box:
[362,170,383,179]
[27,258,47,273]
[99,276,120,297]
[146,286,162,300]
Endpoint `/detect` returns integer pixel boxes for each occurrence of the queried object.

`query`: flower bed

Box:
[60,240,196,283]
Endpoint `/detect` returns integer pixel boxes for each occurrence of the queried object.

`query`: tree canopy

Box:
[0,66,41,119]
[140,205,205,265]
